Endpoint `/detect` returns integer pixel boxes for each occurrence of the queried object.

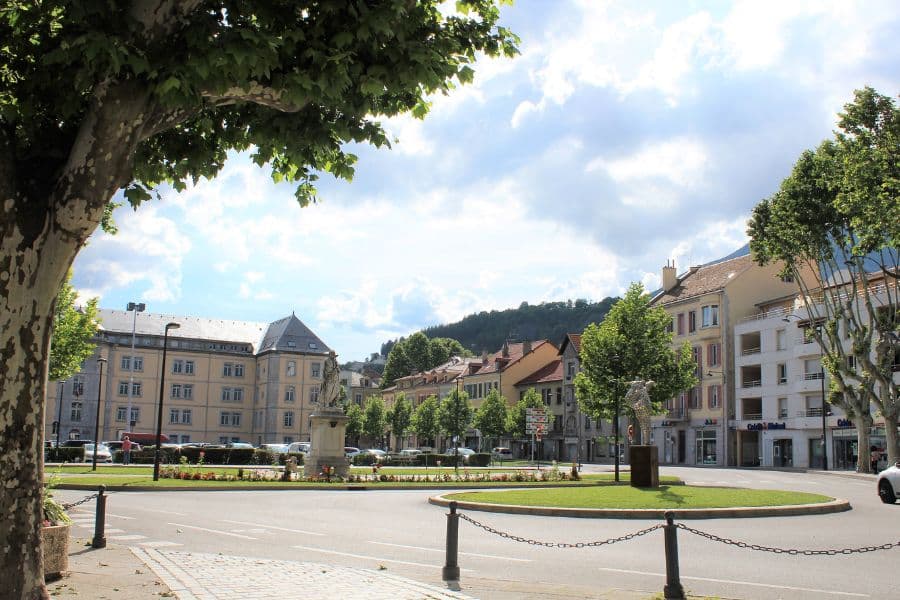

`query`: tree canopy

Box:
[49,272,100,382]
[748,87,899,469]
[362,395,386,446]
[506,387,543,439]
[380,332,471,388]
[386,392,412,451]
[411,394,440,447]
[0,4,517,592]
[574,283,697,424]
[472,387,508,450]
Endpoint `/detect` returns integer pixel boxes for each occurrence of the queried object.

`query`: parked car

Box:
[82,443,113,463]
[61,439,92,448]
[226,442,254,449]
[362,448,387,458]
[877,461,900,504]
[287,442,311,454]
[262,443,290,454]
[491,447,513,460]
[103,440,142,453]
[399,448,422,456]
[344,447,360,458]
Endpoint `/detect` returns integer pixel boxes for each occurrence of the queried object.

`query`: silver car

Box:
[877,462,900,504]
[83,443,113,463]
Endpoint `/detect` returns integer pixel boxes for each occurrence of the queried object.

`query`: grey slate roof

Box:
[258,313,331,355]
[96,309,330,355]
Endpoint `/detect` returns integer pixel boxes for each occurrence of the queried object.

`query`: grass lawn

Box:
[447,486,834,509]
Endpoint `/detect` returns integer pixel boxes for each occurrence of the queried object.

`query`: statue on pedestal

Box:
[625,379,655,444]
[320,351,341,410]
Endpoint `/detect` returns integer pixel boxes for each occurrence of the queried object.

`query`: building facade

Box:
[46,310,332,446]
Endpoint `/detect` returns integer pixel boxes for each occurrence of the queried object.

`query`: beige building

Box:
[459,340,558,410]
[46,309,333,447]
[649,255,802,466]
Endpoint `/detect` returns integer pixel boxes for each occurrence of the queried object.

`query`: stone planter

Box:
[42,524,71,580]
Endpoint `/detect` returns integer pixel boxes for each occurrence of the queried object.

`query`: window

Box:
[118,381,142,396]
[354,393,362,405]
[116,406,140,423]
[121,356,131,371]
[171,383,182,398]
[70,401,82,421]
[566,362,576,380]
[283,436,294,444]
[311,362,321,378]
[777,363,788,384]
[72,377,84,397]
[233,388,243,402]
[584,416,591,430]
[222,387,244,402]
[846,355,857,370]
[219,436,229,444]
[284,411,294,427]
[706,344,720,367]
[776,329,787,351]
[692,347,702,376]
[666,318,674,334]
[690,386,701,410]
[183,384,193,399]
[677,313,685,335]
[234,363,244,377]
[285,386,295,402]
[310,388,319,404]
[169,408,180,424]
[172,360,183,374]
[222,387,233,402]
[556,387,562,404]
[223,363,233,377]
[780,273,794,283]
[701,305,719,328]
[541,388,552,405]
[118,381,128,395]
[778,397,788,418]
[220,411,241,427]
[688,311,697,333]
[804,358,822,380]
[707,385,720,409]
[287,361,296,377]
[185,360,194,375]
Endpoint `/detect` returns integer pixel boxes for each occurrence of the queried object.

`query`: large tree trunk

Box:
[883,413,899,467]
[854,415,873,473]
[0,203,80,598]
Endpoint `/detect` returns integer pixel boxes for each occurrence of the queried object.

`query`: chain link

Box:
[676,523,900,556]
[61,493,99,510]
[457,512,662,548]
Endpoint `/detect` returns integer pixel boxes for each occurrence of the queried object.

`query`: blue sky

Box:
[72,0,900,361]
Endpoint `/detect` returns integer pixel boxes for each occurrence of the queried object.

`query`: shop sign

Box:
[746,422,786,431]
[837,418,853,428]
[704,418,717,425]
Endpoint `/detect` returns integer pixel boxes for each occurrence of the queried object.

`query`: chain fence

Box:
[61,492,99,510]
[457,511,899,556]
[458,512,662,548]
[676,523,900,556]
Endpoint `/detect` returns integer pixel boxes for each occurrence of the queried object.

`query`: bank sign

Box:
[746,422,787,431]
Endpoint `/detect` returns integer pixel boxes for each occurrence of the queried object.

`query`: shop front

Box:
[694,428,718,465]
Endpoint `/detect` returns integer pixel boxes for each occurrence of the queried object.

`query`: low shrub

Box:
[468,453,491,467]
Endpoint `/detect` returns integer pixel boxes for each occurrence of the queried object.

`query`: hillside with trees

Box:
[380,297,618,360]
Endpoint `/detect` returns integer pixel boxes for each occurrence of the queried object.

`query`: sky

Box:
[72,0,900,361]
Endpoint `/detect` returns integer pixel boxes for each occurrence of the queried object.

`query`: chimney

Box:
[481,351,489,365]
[662,260,677,291]
[502,341,510,358]
[523,340,532,355]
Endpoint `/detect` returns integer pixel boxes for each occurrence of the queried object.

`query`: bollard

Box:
[442,501,460,583]
[92,485,107,549]
[663,511,684,600]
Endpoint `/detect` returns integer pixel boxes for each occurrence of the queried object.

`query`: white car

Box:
[82,443,113,463]
[399,448,422,456]
[877,462,900,504]
[261,443,289,454]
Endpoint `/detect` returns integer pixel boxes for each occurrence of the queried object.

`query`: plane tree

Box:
[0,2,517,594]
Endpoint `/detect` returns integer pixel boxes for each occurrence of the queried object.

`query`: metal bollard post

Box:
[92,485,107,549]
[442,501,460,583]
[663,511,684,600]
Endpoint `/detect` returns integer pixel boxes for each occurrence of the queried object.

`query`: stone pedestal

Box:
[628,445,659,488]
[304,409,350,478]
[42,524,70,580]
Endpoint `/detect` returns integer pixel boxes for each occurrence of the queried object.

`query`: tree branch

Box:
[202,83,309,113]
[129,0,203,42]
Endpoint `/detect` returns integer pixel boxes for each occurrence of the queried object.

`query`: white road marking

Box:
[108,534,147,541]
[144,508,187,516]
[167,522,257,540]
[368,540,531,562]
[220,519,325,536]
[292,544,473,572]
[137,541,182,548]
[105,513,136,520]
[103,528,126,534]
[598,567,869,597]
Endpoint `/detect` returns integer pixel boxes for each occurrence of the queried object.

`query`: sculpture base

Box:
[304,409,350,478]
[628,445,659,488]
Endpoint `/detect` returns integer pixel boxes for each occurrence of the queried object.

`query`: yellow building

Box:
[46,310,333,447]
[459,340,559,409]
[649,255,802,466]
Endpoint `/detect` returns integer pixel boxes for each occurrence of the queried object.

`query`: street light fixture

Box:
[125,302,145,435]
[55,379,66,448]
[783,315,828,470]
[610,354,622,483]
[153,322,180,481]
[92,357,107,471]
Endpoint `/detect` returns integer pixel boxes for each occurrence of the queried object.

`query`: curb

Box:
[55,481,611,492]
[427,493,852,519]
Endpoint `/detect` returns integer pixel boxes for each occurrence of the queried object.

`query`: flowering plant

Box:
[42,471,71,527]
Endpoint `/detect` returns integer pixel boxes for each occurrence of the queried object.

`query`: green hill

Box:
[381,297,618,357]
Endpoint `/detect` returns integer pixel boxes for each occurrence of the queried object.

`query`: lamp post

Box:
[92,357,107,471]
[55,380,66,448]
[610,354,621,483]
[126,302,146,434]
[153,322,180,481]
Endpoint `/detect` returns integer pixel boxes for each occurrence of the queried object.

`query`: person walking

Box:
[123,435,132,465]
[870,446,881,473]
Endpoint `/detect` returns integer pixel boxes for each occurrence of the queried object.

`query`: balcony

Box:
[804,372,824,380]
[666,408,688,421]
[742,412,763,421]
[741,379,762,388]
[741,346,761,356]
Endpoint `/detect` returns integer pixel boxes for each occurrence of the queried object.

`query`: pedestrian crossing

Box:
[70,509,183,549]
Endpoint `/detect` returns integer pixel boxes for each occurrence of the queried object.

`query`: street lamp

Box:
[610,354,621,483]
[153,322,180,481]
[783,315,828,470]
[55,379,67,448]
[92,357,107,471]
[126,302,146,435]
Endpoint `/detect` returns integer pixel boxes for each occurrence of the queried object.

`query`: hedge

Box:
[46,447,84,462]
[415,453,465,467]
[468,453,491,467]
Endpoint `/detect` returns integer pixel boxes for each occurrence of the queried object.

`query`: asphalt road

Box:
[57,467,899,599]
